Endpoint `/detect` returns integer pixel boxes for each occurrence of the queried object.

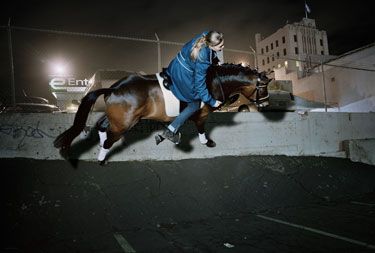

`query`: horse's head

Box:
[207,64,271,108]
[251,70,273,108]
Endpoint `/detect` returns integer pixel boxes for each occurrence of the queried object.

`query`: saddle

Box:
[159,68,172,90]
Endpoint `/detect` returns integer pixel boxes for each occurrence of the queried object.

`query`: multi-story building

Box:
[255,18,332,75]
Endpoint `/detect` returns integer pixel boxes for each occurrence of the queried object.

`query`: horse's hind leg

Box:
[97,130,123,162]
[96,115,110,147]
[97,110,140,162]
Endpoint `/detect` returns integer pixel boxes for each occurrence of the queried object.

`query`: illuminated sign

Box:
[49,76,89,93]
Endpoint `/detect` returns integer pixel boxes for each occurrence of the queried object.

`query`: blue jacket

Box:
[166,31,217,107]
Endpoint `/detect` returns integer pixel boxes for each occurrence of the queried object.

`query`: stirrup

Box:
[164,130,181,144]
[155,134,165,145]
[157,129,181,145]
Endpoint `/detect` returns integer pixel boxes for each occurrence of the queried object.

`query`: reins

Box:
[213,69,226,103]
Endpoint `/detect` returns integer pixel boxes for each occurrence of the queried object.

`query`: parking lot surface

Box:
[3,155,375,252]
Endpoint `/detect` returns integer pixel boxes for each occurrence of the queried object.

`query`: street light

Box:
[53,63,67,75]
[48,59,69,76]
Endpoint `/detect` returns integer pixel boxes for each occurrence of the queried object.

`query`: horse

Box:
[53,63,271,162]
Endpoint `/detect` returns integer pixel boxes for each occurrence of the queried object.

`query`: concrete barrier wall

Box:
[0,112,374,163]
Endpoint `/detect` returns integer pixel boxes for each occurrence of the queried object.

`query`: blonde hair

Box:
[190,31,224,61]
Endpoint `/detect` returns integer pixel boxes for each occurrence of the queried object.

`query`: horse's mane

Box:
[206,63,258,86]
[209,63,258,76]
[204,63,260,102]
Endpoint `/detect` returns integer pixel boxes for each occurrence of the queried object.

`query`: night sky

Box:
[2,0,374,53]
[0,0,374,102]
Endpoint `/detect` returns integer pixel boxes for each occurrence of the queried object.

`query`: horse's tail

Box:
[53,88,112,149]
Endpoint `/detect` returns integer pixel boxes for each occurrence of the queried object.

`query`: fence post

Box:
[249,45,258,69]
[7,18,16,106]
[321,60,327,112]
[155,33,161,72]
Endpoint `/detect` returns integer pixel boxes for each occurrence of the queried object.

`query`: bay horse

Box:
[53,63,271,162]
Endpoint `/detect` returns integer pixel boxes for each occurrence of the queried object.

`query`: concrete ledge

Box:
[0,112,374,162]
[345,139,375,166]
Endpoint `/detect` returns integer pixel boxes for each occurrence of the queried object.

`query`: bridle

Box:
[248,78,270,107]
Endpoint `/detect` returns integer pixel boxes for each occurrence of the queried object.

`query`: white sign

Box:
[49,77,89,93]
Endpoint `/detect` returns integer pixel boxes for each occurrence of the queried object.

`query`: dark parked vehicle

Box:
[1,103,61,113]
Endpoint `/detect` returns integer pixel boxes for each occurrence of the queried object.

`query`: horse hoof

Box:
[99,160,107,166]
[205,139,216,148]
[61,145,70,151]
[155,134,165,145]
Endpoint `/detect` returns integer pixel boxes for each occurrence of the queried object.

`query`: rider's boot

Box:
[155,128,181,145]
[162,128,181,144]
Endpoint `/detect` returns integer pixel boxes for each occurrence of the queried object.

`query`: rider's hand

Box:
[213,100,222,108]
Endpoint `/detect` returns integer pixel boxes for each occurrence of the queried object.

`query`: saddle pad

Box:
[156,73,180,117]
[156,73,207,117]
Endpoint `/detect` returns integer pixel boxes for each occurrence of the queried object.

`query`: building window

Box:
[320,39,323,46]
[276,40,279,47]
[266,46,269,52]
[283,48,287,55]
[321,50,324,55]
[271,43,273,50]
[267,57,269,63]
[262,59,265,65]
[294,35,297,42]
[272,56,274,61]
[295,47,299,54]
[276,52,280,58]
[261,48,264,54]
[282,36,285,43]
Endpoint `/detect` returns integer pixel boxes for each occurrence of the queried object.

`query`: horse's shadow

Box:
[106,112,240,158]
[61,111,286,167]
[59,128,100,168]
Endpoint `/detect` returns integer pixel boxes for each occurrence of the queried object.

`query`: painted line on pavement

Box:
[350,201,375,207]
[113,233,136,253]
[256,214,375,250]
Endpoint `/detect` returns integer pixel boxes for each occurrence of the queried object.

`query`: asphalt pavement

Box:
[3,155,375,252]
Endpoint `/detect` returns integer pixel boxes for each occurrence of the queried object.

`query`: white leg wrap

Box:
[98,147,110,161]
[199,132,208,144]
[98,131,107,147]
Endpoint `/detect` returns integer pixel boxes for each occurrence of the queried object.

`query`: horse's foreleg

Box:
[195,123,216,147]
[194,119,208,144]
[191,109,216,148]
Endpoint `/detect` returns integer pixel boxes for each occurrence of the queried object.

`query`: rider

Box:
[161,30,224,144]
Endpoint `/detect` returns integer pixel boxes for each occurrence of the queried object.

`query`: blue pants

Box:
[169,101,200,133]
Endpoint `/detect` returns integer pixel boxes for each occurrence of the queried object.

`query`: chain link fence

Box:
[1,25,374,113]
[0,25,254,110]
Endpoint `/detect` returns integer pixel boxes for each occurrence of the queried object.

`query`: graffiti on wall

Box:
[0,121,59,149]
